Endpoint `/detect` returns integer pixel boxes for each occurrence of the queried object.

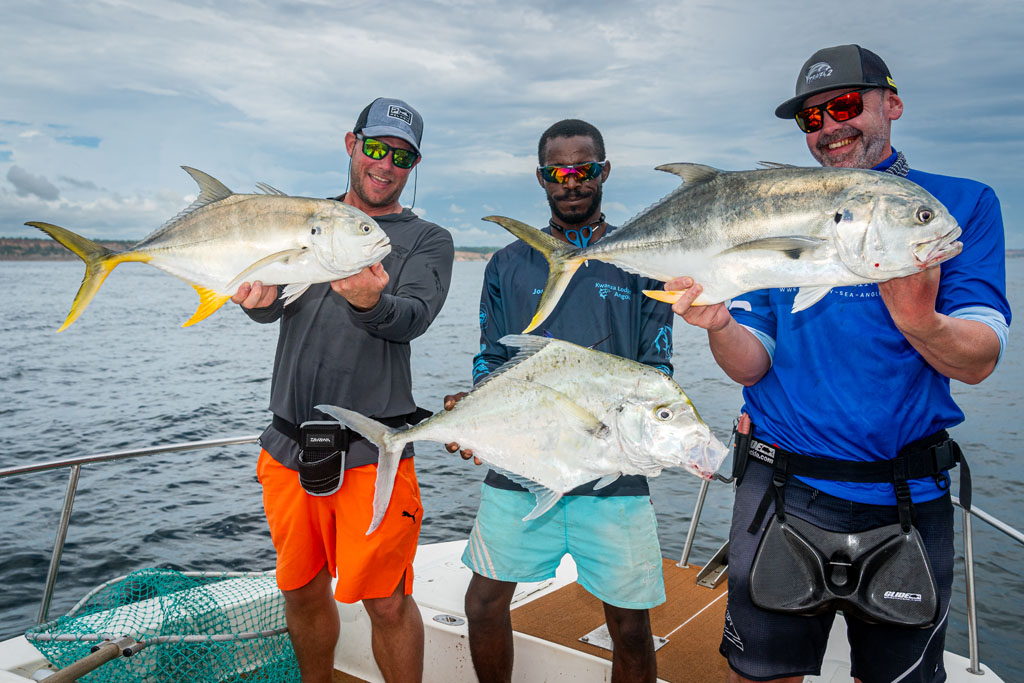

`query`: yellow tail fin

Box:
[27,222,151,331]
[482,216,585,333]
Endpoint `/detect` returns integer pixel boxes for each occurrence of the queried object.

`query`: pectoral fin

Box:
[184,286,232,327]
[504,379,607,437]
[791,285,833,312]
[225,248,307,292]
[593,473,621,490]
[721,236,826,260]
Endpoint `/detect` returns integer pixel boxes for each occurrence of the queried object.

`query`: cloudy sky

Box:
[2,1,1022,248]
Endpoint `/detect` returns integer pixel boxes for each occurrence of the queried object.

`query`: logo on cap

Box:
[387,105,413,126]
[805,62,833,83]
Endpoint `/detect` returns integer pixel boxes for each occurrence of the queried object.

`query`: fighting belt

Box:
[735,421,967,628]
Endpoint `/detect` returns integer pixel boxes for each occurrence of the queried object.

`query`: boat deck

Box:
[510,559,729,682]
[332,543,731,682]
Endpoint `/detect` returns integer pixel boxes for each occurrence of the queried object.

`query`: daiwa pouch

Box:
[297,421,349,496]
[748,514,938,627]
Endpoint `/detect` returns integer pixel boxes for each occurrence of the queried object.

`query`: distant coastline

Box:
[4,237,1022,262]
[0,237,497,262]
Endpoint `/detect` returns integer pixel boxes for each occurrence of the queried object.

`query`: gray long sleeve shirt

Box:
[246,206,455,470]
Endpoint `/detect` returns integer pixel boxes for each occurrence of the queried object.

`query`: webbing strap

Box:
[743,431,969,533]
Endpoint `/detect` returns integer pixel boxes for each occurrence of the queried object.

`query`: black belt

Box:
[738,428,969,533]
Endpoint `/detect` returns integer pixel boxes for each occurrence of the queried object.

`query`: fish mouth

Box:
[914,225,963,267]
[367,235,391,256]
[684,437,730,480]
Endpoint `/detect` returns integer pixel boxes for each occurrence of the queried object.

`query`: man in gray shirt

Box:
[233,97,454,683]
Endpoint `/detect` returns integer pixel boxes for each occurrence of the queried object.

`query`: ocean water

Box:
[0,259,1021,679]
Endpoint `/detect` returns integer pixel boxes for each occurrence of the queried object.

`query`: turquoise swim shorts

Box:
[461,484,666,609]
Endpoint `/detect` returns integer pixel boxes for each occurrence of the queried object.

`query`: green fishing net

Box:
[25,568,299,682]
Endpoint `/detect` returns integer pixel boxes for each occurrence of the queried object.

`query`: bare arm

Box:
[666,277,771,387]
[878,267,1000,385]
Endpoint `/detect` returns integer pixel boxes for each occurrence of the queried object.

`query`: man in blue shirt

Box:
[449,119,674,683]
[669,45,1010,682]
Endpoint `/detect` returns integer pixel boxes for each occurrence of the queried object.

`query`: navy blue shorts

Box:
[720,461,954,682]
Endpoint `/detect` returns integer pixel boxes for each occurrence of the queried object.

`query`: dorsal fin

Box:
[142,168,237,243]
[619,163,724,233]
[256,182,286,196]
[475,334,557,388]
[182,166,234,205]
[757,161,798,169]
[655,163,723,185]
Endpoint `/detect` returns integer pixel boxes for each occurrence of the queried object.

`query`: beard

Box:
[811,124,890,168]
[811,99,890,169]
[349,170,405,209]
[547,183,603,225]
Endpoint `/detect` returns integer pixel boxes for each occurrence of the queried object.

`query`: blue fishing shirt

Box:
[473,226,675,497]
[731,150,1011,504]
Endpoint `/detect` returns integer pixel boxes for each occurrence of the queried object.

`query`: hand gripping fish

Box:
[318,335,729,534]
[485,163,963,333]
[28,167,392,331]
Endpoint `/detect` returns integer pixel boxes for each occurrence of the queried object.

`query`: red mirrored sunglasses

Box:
[795,89,873,134]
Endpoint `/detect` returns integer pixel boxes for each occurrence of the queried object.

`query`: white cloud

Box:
[1,0,1021,246]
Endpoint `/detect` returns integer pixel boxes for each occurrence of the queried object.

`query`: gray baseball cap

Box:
[775,45,897,119]
[353,97,424,154]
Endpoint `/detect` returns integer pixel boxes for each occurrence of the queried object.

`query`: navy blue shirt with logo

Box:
[473,226,675,497]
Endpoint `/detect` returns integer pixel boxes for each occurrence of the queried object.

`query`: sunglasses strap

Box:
[549,213,605,249]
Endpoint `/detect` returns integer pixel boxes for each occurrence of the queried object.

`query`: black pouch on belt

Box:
[297,421,349,496]
[748,514,938,627]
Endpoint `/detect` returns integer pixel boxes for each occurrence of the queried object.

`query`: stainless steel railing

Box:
[4,436,1022,677]
[0,435,259,624]
[678,479,1024,678]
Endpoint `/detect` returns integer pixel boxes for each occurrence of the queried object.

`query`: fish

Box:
[28,166,392,331]
[484,163,963,333]
[317,334,729,534]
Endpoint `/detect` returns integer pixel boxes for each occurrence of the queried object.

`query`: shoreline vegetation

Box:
[0,237,498,262]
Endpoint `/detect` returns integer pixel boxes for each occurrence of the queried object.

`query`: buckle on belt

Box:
[298,421,348,496]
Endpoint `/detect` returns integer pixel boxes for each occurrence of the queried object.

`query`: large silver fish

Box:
[486,163,963,333]
[29,166,391,331]
[318,334,729,534]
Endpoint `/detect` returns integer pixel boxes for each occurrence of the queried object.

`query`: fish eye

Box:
[916,207,934,223]
[834,212,842,224]
[360,224,372,234]
[655,407,673,421]
[311,225,322,235]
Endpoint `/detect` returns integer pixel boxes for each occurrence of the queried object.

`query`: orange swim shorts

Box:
[256,449,422,603]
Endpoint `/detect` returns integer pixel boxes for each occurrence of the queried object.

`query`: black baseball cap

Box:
[775,44,897,119]
[353,97,424,154]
